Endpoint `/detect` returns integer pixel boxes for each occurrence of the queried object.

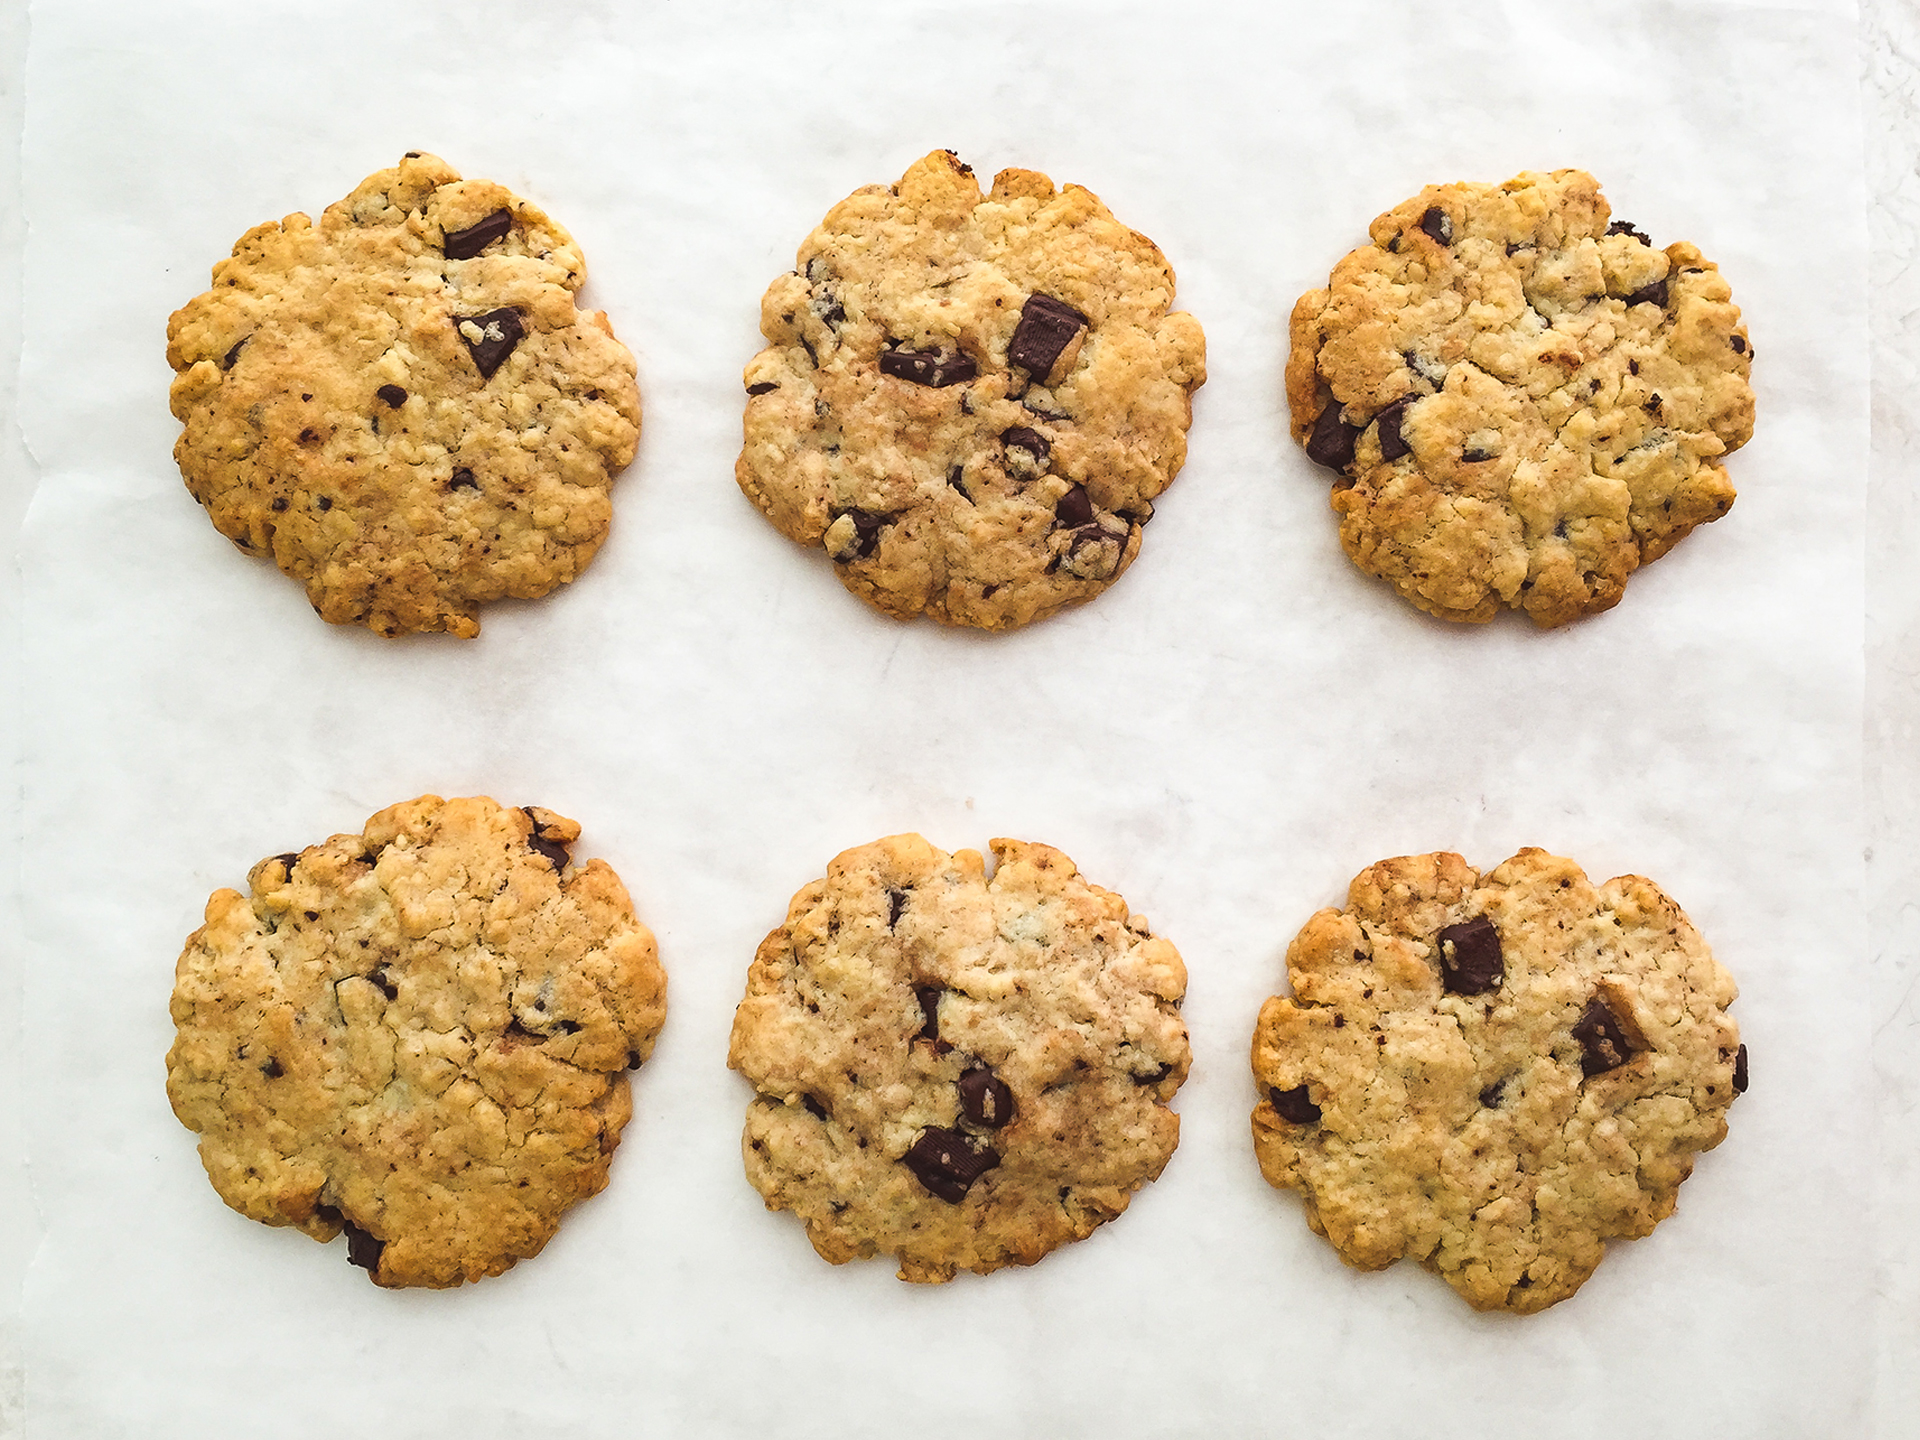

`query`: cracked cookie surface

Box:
[737,150,1206,630]
[1251,848,1744,1313]
[1286,170,1753,626]
[166,795,666,1288]
[166,153,642,637]
[728,834,1189,1281]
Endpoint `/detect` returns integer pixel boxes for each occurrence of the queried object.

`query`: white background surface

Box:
[4,0,1913,1434]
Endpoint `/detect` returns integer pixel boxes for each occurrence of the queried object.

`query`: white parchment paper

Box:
[14,1,1872,1433]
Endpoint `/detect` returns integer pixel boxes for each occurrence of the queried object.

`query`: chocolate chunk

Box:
[1731,334,1748,354]
[802,1093,829,1120]
[456,307,525,379]
[1463,444,1496,463]
[274,852,301,871]
[1133,1062,1174,1085]
[1437,915,1503,995]
[902,1126,1000,1203]
[369,967,398,1000]
[449,468,479,491]
[341,1217,385,1273]
[1624,279,1669,309]
[298,428,321,447]
[888,888,909,928]
[1732,1043,1749,1094]
[316,495,333,511]
[270,498,288,512]
[838,509,886,560]
[1572,996,1639,1076]
[1001,426,1051,462]
[914,986,943,1042]
[1376,398,1412,462]
[879,346,977,388]
[1606,219,1652,247]
[442,208,513,260]
[1645,393,1663,415]
[221,337,247,370]
[627,1049,643,1070]
[1008,293,1089,377]
[261,1058,284,1078]
[1269,1084,1321,1124]
[1055,483,1094,528]
[1479,1077,1507,1108]
[1306,395,1360,471]
[746,381,779,396]
[958,1067,1016,1129]
[1419,206,1453,246]
[947,464,969,498]
[521,807,571,872]
[376,384,407,408]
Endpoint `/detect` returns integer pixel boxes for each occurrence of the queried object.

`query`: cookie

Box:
[1251,849,1744,1313]
[728,834,1190,1281]
[1286,170,1753,626]
[166,153,642,637]
[166,795,667,1288]
[736,150,1206,630]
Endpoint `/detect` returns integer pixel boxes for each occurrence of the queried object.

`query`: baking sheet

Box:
[13,1,1872,1433]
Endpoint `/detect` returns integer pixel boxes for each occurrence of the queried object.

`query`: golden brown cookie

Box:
[166,795,667,1288]
[1286,171,1753,626]
[166,154,641,637]
[1251,848,1745,1313]
[737,150,1206,630]
[728,834,1190,1281]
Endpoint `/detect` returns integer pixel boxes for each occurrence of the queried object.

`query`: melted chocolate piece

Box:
[221,338,247,371]
[1001,426,1051,461]
[838,509,886,560]
[1306,396,1359,471]
[802,1093,829,1120]
[879,346,977,388]
[316,495,333,511]
[746,381,779,396]
[1269,1084,1321,1124]
[1731,334,1748,354]
[627,1049,644,1070]
[455,308,525,379]
[450,468,480,491]
[376,384,408,408]
[914,986,944,1042]
[1606,219,1652,247]
[1419,206,1453,246]
[270,498,288,512]
[341,1218,385,1273]
[1133,1062,1174,1086]
[1376,398,1412,462]
[1055,484,1094,528]
[902,1126,1000,1203]
[261,1058,284,1078]
[1572,996,1638,1076]
[958,1067,1015,1129]
[1008,293,1089,376]
[947,464,969,498]
[888,888,909,928]
[273,852,301,871]
[443,208,513,260]
[521,807,571,872]
[1732,1043,1749,1094]
[1463,444,1496,463]
[1479,1077,1507,1108]
[1624,279,1669,309]
[369,967,399,1000]
[1437,916,1503,995]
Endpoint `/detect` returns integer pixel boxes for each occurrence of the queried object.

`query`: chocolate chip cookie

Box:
[728,834,1190,1281]
[1286,170,1753,626]
[737,150,1207,630]
[166,795,667,1288]
[166,154,642,637]
[1251,849,1744,1313]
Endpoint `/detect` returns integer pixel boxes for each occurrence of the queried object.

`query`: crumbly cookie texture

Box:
[166,795,666,1288]
[736,150,1206,630]
[728,834,1190,1281]
[166,153,642,637]
[1251,849,1744,1314]
[1286,170,1753,626]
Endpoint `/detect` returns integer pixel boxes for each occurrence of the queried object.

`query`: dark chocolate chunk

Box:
[221,337,247,371]
[270,497,288,512]
[274,852,301,871]
[879,346,977,388]
[1437,915,1504,995]
[1732,1043,1749,1094]
[369,967,398,1000]
[1479,1077,1507,1108]
[298,428,321,447]
[627,1049,643,1070]
[902,1126,1000,1203]
[376,384,408,408]
[1376,398,1412,462]
[947,464,969,498]
[1629,359,1641,376]
[1269,1084,1321,1124]
[449,468,479,491]
[455,307,525,379]
[303,910,319,922]
[1645,393,1663,415]
[1001,426,1051,461]
[1463,445,1496,463]
[521,807,571,872]
[802,1093,829,1120]
[958,1067,1015,1129]
[1306,395,1360,471]
[1572,996,1638,1076]
[1008,293,1089,376]
[443,208,513,260]
[261,1058,284,1078]
[1055,483,1094,528]
[1731,334,1748,354]
[914,985,943,1042]
[1624,279,1669,309]
[341,1217,385,1273]
[1133,1062,1174,1085]
[1606,219,1652,247]
[316,495,333,511]
[888,888,909,928]
[746,381,779,396]
[836,509,886,560]
[1419,206,1453,246]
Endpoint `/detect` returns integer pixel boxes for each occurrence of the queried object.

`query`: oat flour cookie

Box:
[737,150,1206,630]
[166,795,667,1288]
[1251,849,1745,1313]
[166,154,642,637]
[1286,170,1753,626]
[728,834,1190,1281]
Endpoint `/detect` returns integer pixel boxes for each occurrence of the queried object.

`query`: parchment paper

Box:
[13,1,1873,1433]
